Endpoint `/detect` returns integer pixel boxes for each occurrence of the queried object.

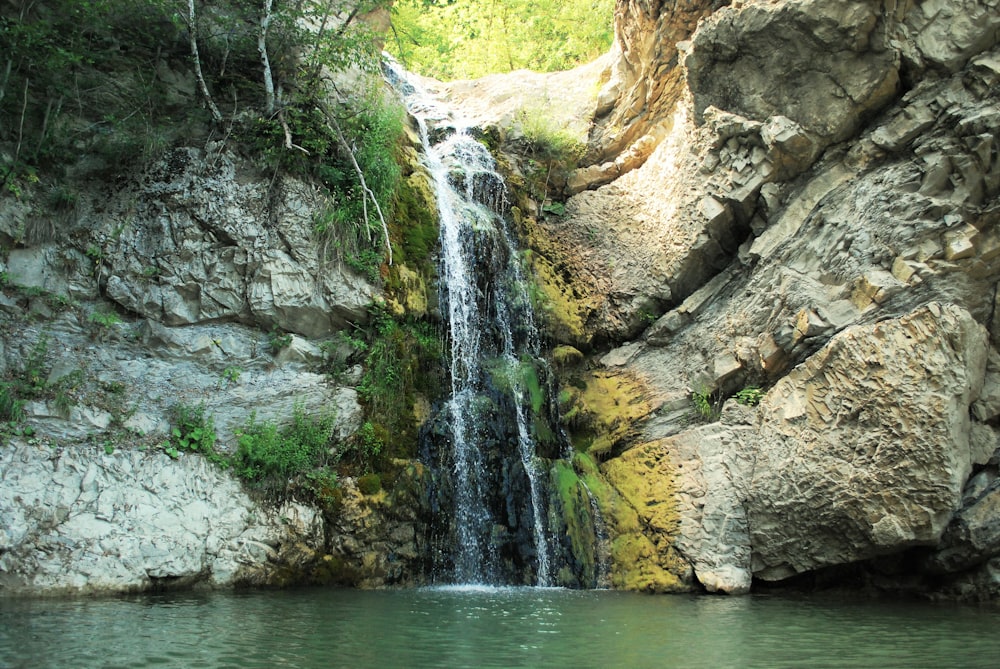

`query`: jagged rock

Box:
[100,146,376,338]
[650,303,989,591]
[666,420,755,594]
[747,303,987,580]
[684,0,899,145]
[0,442,325,595]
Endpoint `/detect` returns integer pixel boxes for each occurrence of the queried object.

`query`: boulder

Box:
[747,303,988,580]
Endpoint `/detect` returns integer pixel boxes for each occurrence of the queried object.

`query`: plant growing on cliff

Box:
[268,329,293,354]
[735,386,764,406]
[691,388,721,422]
[0,383,26,424]
[170,402,218,456]
[232,404,335,493]
[355,306,443,460]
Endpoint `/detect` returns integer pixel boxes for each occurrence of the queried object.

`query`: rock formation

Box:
[3,0,1000,600]
[515,0,1000,598]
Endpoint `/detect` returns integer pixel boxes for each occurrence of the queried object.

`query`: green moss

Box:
[357,472,382,496]
[551,460,598,587]
[552,345,584,368]
[600,440,689,593]
[560,370,652,458]
[354,306,445,466]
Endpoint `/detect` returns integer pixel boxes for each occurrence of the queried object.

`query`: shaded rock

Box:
[748,303,987,580]
[924,472,1000,574]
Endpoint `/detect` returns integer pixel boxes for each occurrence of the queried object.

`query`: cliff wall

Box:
[524,0,1000,598]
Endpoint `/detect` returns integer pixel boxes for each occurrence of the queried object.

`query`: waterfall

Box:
[386,61,554,586]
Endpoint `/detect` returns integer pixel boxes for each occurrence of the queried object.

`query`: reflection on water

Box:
[2,587,999,668]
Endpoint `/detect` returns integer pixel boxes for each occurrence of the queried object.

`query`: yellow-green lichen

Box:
[561,370,652,458]
[600,439,689,593]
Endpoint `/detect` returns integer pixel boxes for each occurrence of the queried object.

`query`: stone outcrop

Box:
[0,130,425,596]
[0,441,431,594]
[505,0,1000,598]
[0,441,324,595]
[99,146,376,338]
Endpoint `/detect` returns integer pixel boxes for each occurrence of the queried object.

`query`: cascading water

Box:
[386,61,555,586]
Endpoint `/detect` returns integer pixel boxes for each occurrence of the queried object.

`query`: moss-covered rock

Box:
[561,369,652,459]
[600,441,691,592]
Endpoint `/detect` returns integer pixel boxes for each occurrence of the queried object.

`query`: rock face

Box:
[100,145,375,338]
[747,304,986,581]
[0,442,324,595]
[0,441,431,594]
[0,141,427,596]
[507,0,1000,598]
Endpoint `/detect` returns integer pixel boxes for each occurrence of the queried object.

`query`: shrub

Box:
[268,329,293,354]
[0,382,26,423]
[89,310,122,328]
[232,405,335,484]
[170,402,217,454]
[735,386,764,407]
[691,388,721,422]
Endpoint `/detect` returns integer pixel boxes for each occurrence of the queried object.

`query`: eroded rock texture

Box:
[521,0,1000,598]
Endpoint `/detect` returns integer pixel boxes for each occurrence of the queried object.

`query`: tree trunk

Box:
[188,0,223,123]
[259,0,276,115]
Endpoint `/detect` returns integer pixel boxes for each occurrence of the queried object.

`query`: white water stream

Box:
[386,61,552,585]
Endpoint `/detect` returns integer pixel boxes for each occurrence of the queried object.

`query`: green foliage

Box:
[735,386,764,407]
[541,201,566,216]
[691,388,721,423]
[170,402,217,455]
[389,172,440,281]
[232,405,335,489]
[221,366,242,385]
[0,333,84,435]
[341,420,385,471]
[389,0,616,80]
[0,0,193,186]
[1,0,395,211]
[517,107,587,167]
[0,382,26,423]
[88,310,121,328]
[268,329,293,354]
[353,306,443,460]
[22,334,49,397]
[303,467,341,506]
[304,95,405,281]
[358,308,439,409]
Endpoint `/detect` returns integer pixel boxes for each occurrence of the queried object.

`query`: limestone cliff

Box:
[3,0,1000,601]
[504,0,1000,598]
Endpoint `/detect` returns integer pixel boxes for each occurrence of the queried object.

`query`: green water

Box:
[2,587,998,668]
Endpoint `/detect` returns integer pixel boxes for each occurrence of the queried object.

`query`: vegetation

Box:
[352,305,444,460]
[691,388,721,422]
[1,0,400,269]
[233,405,335,485]
[389,0,616,80]
[169,402,218,457]
[0,333,82,435]
[735,386,764,407]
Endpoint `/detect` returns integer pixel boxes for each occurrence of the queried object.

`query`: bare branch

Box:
[278,109,310,154]
[187,0,223,123]
[259,0,276,115]
[326,113,393,267]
